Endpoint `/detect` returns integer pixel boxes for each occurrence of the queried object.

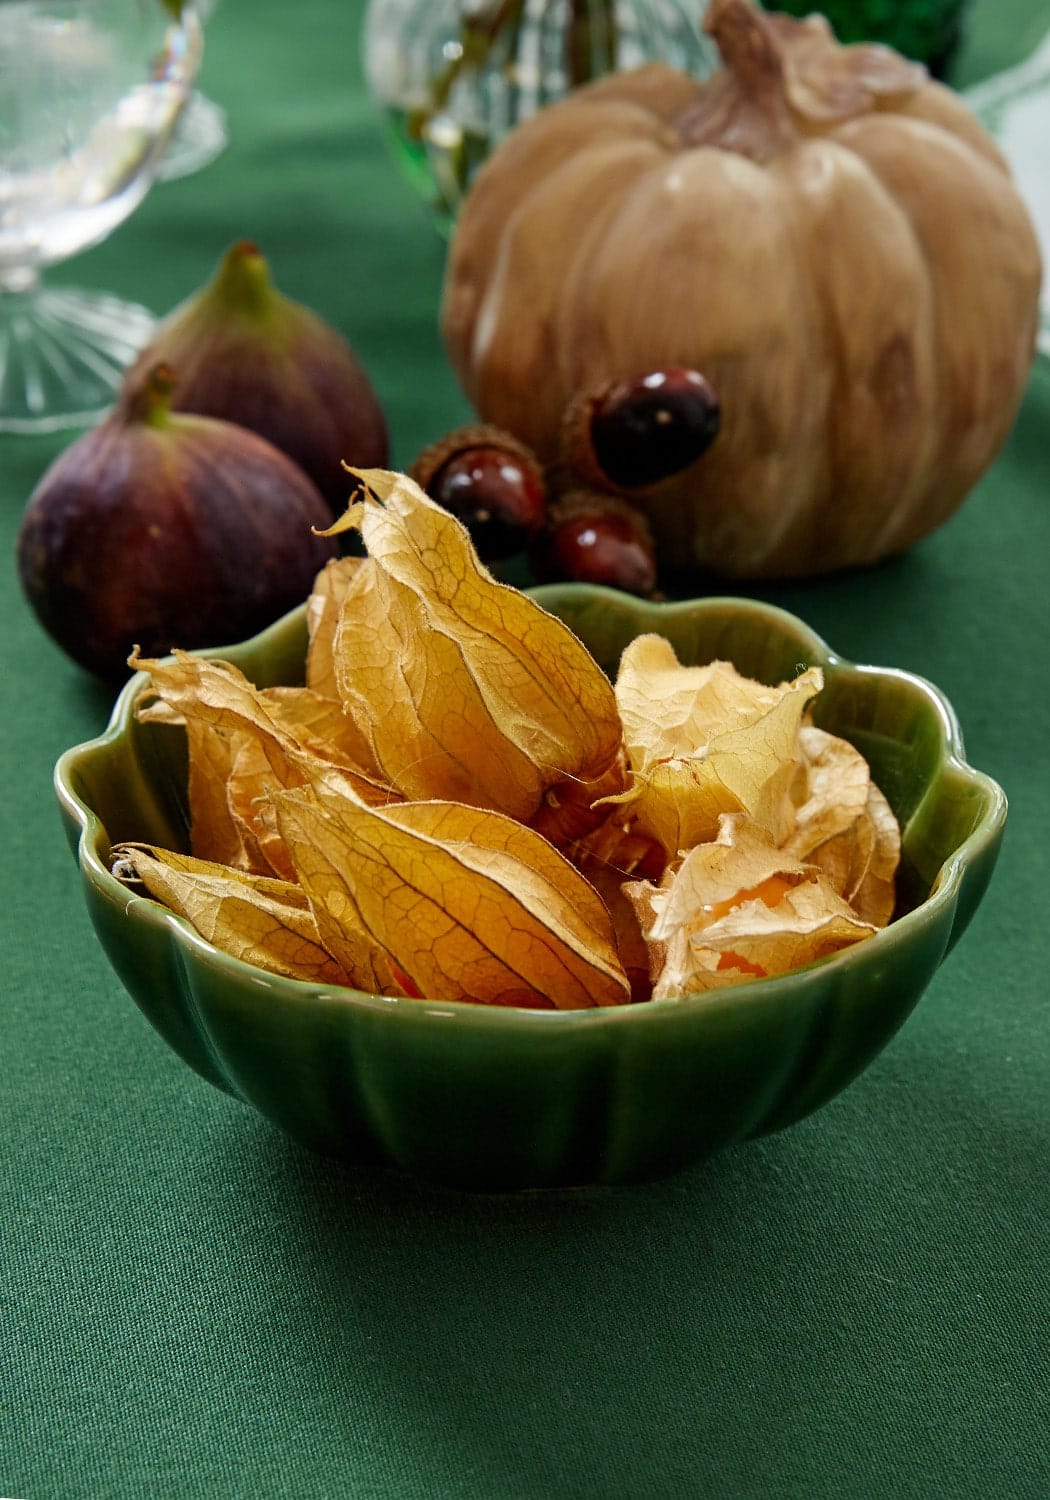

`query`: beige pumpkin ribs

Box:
[441,0,1041,579]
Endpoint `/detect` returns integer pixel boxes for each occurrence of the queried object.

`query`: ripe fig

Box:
[17,364,338,680]
[123,240,389,515]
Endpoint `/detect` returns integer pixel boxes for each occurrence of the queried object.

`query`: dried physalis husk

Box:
[785,725,901,927]
[271,783,631,1009]
[318,468,627,826]
[305,555,368,700]
[584,862,656,1005]
[626,815,879,998]
[132,649,396,878]
[244,682,387,876]
[110,844,372,988]
[605,634,823,859]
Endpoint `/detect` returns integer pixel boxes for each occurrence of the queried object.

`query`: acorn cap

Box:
[560,391,615,493]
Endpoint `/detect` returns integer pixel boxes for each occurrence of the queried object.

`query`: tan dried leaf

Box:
[584,863,657,1005]
[786,725,900,926]
[788,724,872,854]
[851,780,900,928]
[224,734,297,880]
[181,719,252,869]
[134,652,398,872]
[272,782,631,1010]
[264,683,381,779]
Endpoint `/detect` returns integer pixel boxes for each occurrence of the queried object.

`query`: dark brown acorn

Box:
[530,492,657,596]
[412,425,547,560]
[123,241,389,515]
[563,367,720,491]
[17,364,338,680]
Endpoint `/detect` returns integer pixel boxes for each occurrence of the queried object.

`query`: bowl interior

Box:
[68,589,994,928]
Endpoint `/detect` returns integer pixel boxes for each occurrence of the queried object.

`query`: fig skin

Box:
[17,365,338,680]
[123,241,389,516]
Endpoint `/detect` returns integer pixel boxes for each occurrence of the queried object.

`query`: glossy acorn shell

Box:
[55,590,1006,1190]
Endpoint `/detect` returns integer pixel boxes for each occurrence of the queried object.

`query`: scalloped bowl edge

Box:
[54,589,1007,1188]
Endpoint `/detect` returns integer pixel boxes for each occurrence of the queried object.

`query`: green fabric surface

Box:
[3,1,1049,1496]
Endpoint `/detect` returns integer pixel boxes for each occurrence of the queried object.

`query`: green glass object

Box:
[55,589,1006,1190]
[762,0,971,76]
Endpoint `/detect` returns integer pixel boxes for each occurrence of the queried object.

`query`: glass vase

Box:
[362,0,717,232]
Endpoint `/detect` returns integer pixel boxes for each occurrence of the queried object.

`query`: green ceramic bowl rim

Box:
[55,586,1008,1036]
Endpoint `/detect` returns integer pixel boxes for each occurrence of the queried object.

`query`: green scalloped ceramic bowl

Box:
[55,588,1006,1190]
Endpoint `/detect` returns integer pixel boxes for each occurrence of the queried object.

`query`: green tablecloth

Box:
[3,2,1049,1495]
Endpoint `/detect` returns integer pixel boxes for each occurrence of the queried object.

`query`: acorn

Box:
[123,240,389,515]
[17,364,338,680]
[563,367,720,491]
[411,425,547,561]
[529,492,658,597]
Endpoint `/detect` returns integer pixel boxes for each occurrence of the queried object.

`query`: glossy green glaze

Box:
[55,589,1006,1189]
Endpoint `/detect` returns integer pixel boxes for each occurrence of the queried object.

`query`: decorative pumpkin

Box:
[441,0,1042,579]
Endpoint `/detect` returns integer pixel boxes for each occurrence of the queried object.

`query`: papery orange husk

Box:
[626,814,878,997]
[305,555,368,700]
[785,724,901,926]
[111,844,364,988]
[584,862,657,1004]
[133,650,398,875]
[215,689,385,880]
[605,634,823,857]
[272,781,631,1009]
[318,468,628,823]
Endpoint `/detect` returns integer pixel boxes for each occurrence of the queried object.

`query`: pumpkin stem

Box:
[674,0,797,159]
[704,0,785,92]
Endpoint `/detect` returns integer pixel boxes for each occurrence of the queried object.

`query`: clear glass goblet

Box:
[0,0,203,434]
[157,0,227,182]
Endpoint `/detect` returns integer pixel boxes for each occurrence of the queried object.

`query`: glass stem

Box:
[1,266,41,296]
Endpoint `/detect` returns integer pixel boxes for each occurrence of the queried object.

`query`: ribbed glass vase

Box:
[362,0,717,232]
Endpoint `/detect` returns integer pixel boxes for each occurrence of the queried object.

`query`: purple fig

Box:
[17,364,338,679]
[123,241,389,514]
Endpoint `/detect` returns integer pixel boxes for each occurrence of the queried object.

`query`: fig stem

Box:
[207,239,276,319]
[124,363,178,427]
